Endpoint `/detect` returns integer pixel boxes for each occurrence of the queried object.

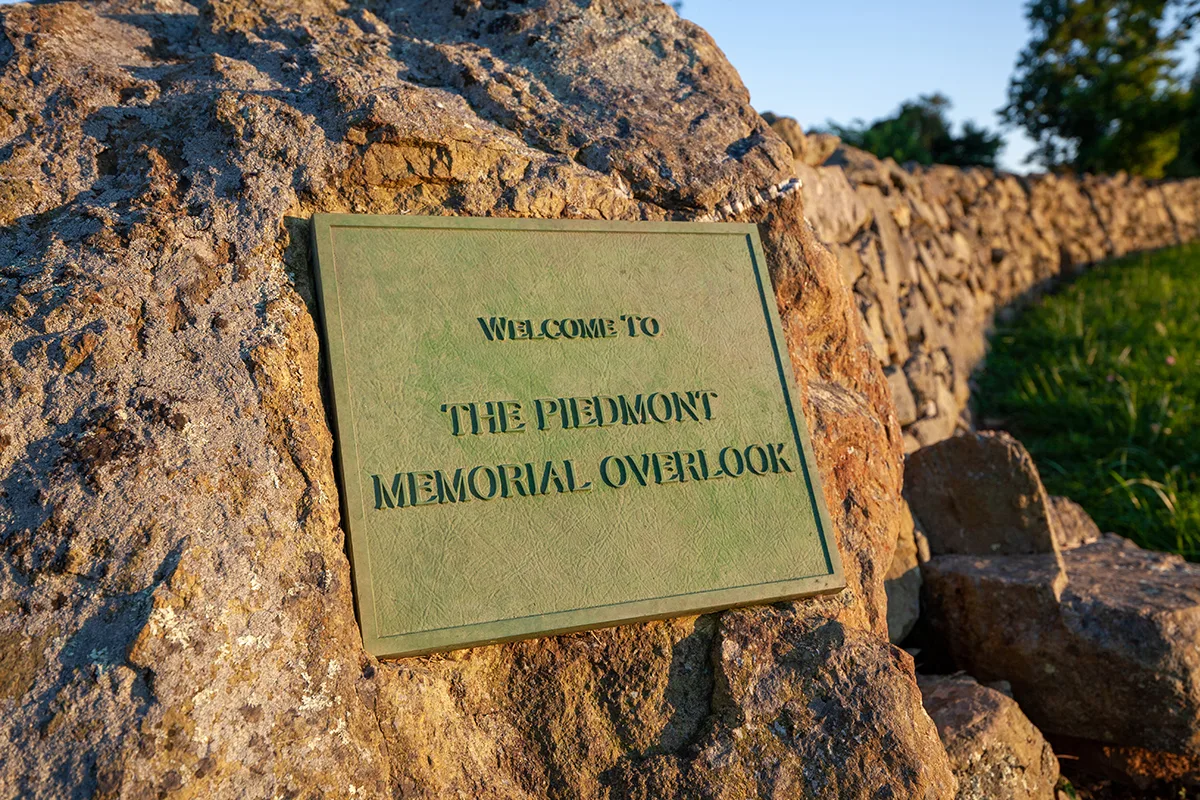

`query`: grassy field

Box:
[976,242,1200,558]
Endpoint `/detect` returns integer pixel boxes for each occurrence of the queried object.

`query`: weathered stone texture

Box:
[770,118,1200,451]
[919,673,1059,800]
[923,537,1200,761]
[0,1,952,798]
[904,431,1061,557]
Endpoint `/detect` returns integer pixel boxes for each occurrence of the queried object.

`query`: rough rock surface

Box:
[1050,496,1103,550]
[0,1,954,798]
[1050,735,1200,790]
[764,117,1200,452]
[905,431,1061,557]
[885,501,922,643]
[761,113,840,168]
[919,673,1059,800]
[923,536,1200,762]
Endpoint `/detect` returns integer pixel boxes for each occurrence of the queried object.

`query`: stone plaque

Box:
[311,215,843,658]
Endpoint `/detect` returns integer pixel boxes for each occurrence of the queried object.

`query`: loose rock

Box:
[1050,496,1103,550]
[923,536,1200,762]
[905,431,1062,557]
[919,673,1060,800]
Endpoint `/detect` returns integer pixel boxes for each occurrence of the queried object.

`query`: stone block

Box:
[919,673,1060,800]
[885,365,918,426]
[923,536,1200,761]
[905,432,1060,557]
[1049,496,1102,551]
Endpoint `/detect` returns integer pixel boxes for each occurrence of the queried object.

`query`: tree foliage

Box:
[1003,0,1200,177]
[826,94,1005,168]
[1167,62,1200,176]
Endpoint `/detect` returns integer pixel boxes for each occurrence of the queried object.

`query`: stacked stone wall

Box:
[781,118,1200,451]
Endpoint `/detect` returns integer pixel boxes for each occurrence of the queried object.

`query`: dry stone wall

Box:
[774,117,1200,452]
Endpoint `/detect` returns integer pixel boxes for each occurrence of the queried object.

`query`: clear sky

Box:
[679,0,1040,171]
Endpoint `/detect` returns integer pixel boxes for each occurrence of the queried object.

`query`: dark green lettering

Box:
[413,471,440,505]
[618,394,646,425]
[744,444,770,476]
[673,392,700,422]
[498,464,529,498]
[647,392,673,423]
[584,318,605,338]
[372,473,408,509]
[653,452,681,484]
[468,466,498,500]
[534,398,560,431]
[771,442,794,473]
[477,316,508,341]
[718,446,744,477]
[698,448,723,480]
[600,455,627,488]
[564,460,592,492]
[440,469,470,503]
[539,461,567,494]
[623,453,653,487]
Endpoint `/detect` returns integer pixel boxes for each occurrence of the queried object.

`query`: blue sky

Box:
[679,0,1040,170]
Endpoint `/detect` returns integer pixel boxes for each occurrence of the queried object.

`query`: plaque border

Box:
[311,214,844,658]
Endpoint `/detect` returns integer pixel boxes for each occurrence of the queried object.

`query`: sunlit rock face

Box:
[0,1,952,798]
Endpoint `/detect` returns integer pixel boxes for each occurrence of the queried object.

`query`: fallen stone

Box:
[1049,496,1102,550]
[919,673,1059,800]
[923,535,1200,762]
[905,432,1061,556]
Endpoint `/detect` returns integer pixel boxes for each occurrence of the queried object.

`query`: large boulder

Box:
[919,674,1059,800]
[905,431,1061,557]
[0,0,952,797]
[923,537,1200,766]
[916,431,1200,784]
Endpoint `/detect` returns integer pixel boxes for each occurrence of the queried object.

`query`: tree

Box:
[1003,0,1200,177]
[1166,60,1200,176]
[826,94,1005,168]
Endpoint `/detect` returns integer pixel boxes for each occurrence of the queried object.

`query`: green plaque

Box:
[311,215,843,658]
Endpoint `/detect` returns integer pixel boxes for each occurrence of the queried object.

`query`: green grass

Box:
[976,242,1200,558]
